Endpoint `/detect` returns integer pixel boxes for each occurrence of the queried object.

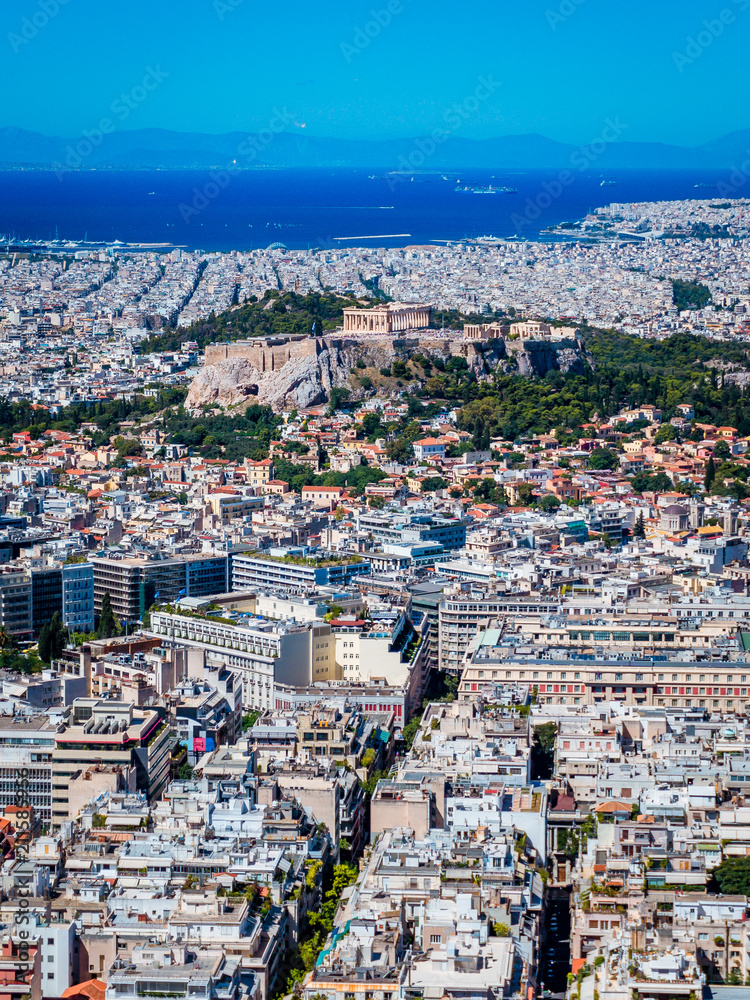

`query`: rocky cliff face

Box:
[185,335,588,412]
[505,339,589,376]
[186,343,351,411]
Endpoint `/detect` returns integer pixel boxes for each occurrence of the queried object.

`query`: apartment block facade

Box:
[231,552,370,594]
[51,700,171,828]
[91,554,230,622]
[149,609,329,710]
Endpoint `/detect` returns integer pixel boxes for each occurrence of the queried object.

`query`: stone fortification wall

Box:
[204,336,341,371]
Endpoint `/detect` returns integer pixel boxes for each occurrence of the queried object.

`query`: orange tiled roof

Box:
[594,800,632,813]
[62,979,106,1000]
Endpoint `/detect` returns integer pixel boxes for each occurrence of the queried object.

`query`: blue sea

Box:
[0,168,732,251]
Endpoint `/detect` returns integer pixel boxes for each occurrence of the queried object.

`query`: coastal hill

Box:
[3,124,750,171]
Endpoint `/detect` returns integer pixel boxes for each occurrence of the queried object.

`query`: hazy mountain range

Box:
[2,124,750,171]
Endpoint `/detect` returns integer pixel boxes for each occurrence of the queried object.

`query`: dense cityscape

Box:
[5,198,750,418]
[0,189,747,1000]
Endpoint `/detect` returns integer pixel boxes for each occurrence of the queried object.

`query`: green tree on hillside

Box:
[386,437,413,463]
[537,495,561,511]
[629,472,674,493]
[655,424,677,444]
[588,448,619,470]
[421,476,447,492]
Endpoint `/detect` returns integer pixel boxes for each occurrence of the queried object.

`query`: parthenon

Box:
[342,303,431,334]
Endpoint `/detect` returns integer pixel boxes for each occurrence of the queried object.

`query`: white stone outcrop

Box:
[185,345,350,411]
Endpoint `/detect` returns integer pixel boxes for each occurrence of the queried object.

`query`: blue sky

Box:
[3,0,749,143]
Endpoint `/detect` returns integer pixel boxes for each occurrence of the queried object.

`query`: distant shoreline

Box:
[0,168,740,253]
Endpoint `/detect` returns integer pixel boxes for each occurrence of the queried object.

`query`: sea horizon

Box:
[0,166,739,252]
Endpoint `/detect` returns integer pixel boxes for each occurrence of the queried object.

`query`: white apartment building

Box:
[149,609,333,710]
[334,613,413,687]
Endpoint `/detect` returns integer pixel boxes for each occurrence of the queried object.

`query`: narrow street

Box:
[540,889,571,997]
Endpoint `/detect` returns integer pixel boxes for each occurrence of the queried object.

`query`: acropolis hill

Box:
[188,310,587,412]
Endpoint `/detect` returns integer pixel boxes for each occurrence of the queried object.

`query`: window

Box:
[430,934,441,944]
[699,933,708,941]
